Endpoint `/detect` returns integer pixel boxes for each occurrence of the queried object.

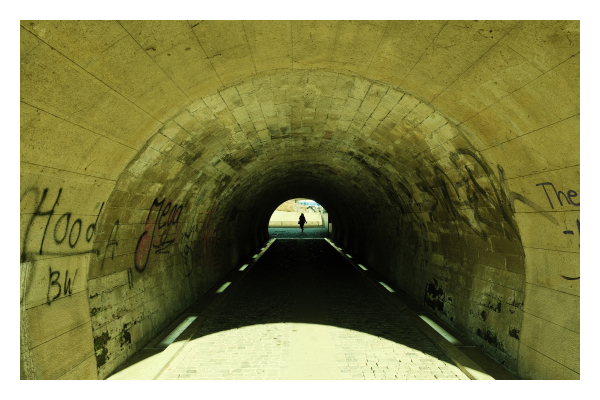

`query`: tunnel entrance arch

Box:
[77,70,529,377]
[21,21,579,380]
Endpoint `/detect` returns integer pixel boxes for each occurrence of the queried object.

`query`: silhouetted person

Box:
[298,213,307,232]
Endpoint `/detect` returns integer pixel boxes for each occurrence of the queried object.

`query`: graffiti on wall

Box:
[180,227,196,277]
[100,220,120,270]
[562,218,580,237]
[47,266,78,304]
[21,188,102,263]
[21,187,219,280]
[413,149,564,241]
[535,182,580,280]
[536,181,580,238]
[536,182,580,209]
[382,149,580,284]
[390,150,577,245]
[134,197,184,272]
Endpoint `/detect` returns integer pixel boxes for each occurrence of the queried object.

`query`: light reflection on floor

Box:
[157,322,468,380]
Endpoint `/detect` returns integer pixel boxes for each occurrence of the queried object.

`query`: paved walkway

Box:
[268,227,329,239]
[156,239,469,380]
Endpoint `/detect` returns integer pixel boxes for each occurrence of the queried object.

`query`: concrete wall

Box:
[20,21,579,379]
[268,210,322,227]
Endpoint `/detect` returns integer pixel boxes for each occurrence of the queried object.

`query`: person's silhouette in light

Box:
[298,213,307,232]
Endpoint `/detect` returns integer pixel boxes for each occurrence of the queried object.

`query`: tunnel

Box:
[20,20,580,380]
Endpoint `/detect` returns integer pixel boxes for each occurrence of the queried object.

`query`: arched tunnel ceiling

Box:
[20,20,580,380]
[104,63,575,246]
[21,20,580,231]
[21,20,579,149]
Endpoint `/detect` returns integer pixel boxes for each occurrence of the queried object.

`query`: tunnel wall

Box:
[20,21,579,380]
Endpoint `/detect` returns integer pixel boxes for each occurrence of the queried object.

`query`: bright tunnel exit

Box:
[268,198,327,229]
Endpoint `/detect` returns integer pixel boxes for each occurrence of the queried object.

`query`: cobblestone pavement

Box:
[157,239,469,380]
[268,227,329,239]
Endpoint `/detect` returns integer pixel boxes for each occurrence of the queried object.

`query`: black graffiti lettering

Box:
[181,230,195,277]
[536,182,579,209]
[158,201,172,230]
[39,189,62,257]
[20,187,41,260]
[561,219,580,280]
[434,165,490,238]
[414,150,564,241]
[458,150,520,240]
[53,213,71,245]
[155,233,175,253]
[47,267,61,305]
[556,190,570,207]
[171,205,183,227]
[22,188,104,261]
[150,198,166,218]
[568,190,580,206]
[452,165,496,237]
[413,151,523,241]
[101,220,120,269]
[21,188,62,261]
[69,219,82,248]
[86,202,104,242]
[46,267,78,303]
[561,275,580,280]
[536,182,555,209]
[63,269,77,296]
[135,197,185,272]
[135,198,165,272]
[434,166,462,215]
[155,202,176,253]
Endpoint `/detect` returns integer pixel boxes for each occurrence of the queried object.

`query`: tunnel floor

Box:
[153,239,469,380]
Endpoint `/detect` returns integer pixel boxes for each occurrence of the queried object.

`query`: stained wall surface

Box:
[20,20,579,380]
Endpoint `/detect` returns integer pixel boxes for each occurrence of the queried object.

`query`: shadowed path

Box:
[156,239,469,380]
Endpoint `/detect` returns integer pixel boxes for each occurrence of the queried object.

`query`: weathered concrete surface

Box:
[268,210,322,227]
[20,21,579,380]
